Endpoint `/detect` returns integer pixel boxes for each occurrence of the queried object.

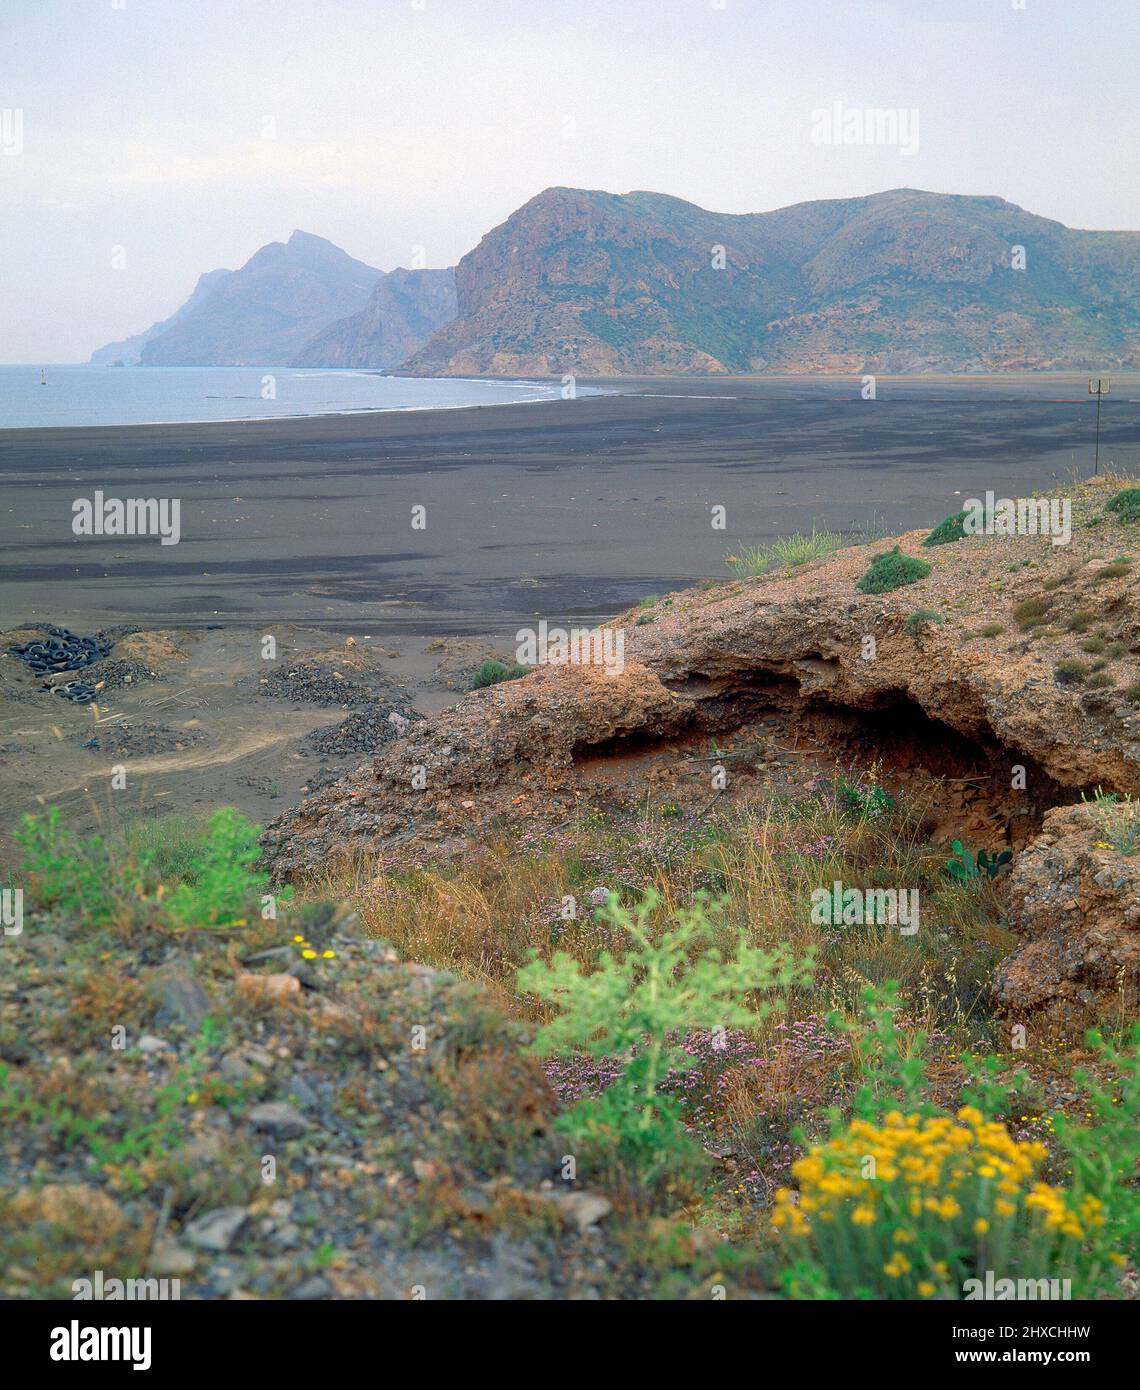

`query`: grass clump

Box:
[972,622,1005,639]
[1054,659,1090,685]
[471,660,531,690]
[727,529,847,578]
[1104,488,1140,523]
[1092,562,1133,582]
[1081,787,1140,855]
[1013,597,1049,631]
[1068,609,1096,633]
[856,547,931,595]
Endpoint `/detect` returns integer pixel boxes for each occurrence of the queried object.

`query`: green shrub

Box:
[517,892,811,1193]
[14,806,279,931]
[904,609,943,635]
[13,807,116,920]
[1104,488,1140,523]
[165,808,275,930]
[922,511,969,547]
[972,622,1004,639]
[471,659,531,689]
[856,547,932,595]
[1068,609,1096,633]
[1093,562,1132,582]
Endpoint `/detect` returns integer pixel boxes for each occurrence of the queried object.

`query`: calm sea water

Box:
[0,366,611,429]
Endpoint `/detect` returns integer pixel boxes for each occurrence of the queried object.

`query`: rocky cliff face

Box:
[402,187,1140,376]
[293,267,457,368]
[137,231,382,367]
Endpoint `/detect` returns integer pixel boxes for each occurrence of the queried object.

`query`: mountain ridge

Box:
[401,186,1140,376]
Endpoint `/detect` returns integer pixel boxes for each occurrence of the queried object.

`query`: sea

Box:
[0,365,613,430]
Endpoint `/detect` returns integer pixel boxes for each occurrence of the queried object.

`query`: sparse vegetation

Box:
[727,528,848,577]
[922,510,969,547]
[856,546,932,595]
[904,608,943,635]
[1013,596,1050,631]
[1054,658,1091,685]
[471,659,532,689]
[1105,488,1140,523]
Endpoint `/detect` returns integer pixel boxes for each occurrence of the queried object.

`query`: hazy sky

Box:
[2,0,1138,362]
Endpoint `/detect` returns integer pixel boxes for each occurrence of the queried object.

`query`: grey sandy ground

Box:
[1,375,1136,842]
[2,374,1137,636]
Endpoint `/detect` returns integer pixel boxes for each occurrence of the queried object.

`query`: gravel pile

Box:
[304,703,422,757]
[79,722,203,756]
[87,659,163,692]
[255,660,387,708]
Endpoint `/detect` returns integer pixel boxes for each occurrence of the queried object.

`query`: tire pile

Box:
[6,627,114,704]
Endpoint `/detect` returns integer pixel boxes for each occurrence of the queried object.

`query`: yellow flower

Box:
[322,950,335,959]
[851,1206,875,1226]
[974,1219,989,1235]
[917,1281,936,1298]
[302,949,317,960]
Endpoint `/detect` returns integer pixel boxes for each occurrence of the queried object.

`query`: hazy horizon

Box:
[3,0,1138,364]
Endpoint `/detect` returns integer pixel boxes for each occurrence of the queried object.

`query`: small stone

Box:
[289,1275,332,1300]
[137,1034,172,1054]
[183,1206,248,1253]
[249,1101,310,1139]
[148,1239,197,1276]
[153,969,211,1031]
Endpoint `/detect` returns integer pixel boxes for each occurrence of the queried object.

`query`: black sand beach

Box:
[3,374,1138,636]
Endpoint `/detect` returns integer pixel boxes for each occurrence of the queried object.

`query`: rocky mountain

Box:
[401,187,1140,375]
[134,231,382,367]
[293,266,457,368]
[88,268,232,366]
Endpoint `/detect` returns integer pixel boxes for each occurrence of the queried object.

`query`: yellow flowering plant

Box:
[773,987,1134,1298]
[773,1106,1104,1298]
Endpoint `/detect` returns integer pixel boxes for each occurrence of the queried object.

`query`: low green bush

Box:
[856,547,931,594]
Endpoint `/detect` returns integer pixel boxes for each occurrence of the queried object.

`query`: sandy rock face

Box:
[992,805,1140,1034]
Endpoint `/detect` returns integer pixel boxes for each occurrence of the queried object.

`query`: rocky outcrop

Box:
[993,804,1140,1034]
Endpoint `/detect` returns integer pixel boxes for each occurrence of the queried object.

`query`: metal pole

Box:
[1095,386,1102,475]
